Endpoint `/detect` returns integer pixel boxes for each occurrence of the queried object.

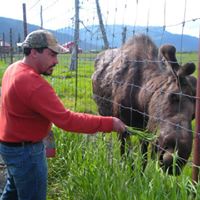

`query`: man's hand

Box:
[112,117,126,133]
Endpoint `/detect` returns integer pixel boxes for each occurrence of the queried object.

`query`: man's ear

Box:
[30,49,38,58]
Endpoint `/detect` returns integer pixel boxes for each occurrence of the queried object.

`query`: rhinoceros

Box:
[92,34,196,175]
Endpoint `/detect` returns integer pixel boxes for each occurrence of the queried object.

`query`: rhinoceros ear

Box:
[159,45,177,62]
[158,44,180,73]
[177,63,196,76]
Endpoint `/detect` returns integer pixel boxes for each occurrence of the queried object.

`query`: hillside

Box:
[0,17,97,51]
[76,25,198,52]
[0,17,198,52]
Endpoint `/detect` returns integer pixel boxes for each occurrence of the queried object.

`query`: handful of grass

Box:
[125,126,157,142]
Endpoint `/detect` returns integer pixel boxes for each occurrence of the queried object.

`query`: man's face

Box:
[35,48,58,76]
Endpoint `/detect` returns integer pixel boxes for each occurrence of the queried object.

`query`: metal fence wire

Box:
[0,0,200,183]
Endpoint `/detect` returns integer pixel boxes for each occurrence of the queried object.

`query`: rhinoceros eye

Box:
[168,92,180,103]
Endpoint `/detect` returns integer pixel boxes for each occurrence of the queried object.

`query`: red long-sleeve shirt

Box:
[0,61,113,142]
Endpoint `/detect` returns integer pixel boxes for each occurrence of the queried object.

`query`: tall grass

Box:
[0,52,200,200]
[47,129,200,200]
[46,52,200,200]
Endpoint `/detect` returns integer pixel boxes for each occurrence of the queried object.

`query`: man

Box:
[0,30,126,200]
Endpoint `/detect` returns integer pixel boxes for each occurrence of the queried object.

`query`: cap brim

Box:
[48,44,69,54]
[17,42,68,54]
[17,42,23,47]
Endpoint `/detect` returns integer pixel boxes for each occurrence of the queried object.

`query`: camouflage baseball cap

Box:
[17,29,68,54]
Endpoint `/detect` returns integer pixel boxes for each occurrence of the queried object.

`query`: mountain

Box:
[0,17,96,51]
[0,17,71,43]
[60,25,198,52]
[0,17,198,52]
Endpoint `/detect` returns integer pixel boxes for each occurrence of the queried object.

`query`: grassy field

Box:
[0,52,200,200]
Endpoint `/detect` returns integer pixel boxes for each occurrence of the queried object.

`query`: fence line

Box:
[0,0,200,179]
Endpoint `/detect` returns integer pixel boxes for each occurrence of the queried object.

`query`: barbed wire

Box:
[31,0,199,176]
[1,0,199,175]
[28,0,41,11]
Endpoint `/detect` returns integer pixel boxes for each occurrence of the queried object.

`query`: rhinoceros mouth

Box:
[159,150,185,176]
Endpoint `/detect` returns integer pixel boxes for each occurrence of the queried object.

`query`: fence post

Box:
[192,36,200,183]
[23,3,28,39]
[9,28,13,64]
[2,33,6,63]
[95,0,109,49]
[40,5,43,29]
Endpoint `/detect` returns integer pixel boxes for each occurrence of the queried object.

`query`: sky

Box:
[0,0,200,38]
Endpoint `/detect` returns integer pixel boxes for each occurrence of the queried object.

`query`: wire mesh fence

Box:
[0,0,200,183]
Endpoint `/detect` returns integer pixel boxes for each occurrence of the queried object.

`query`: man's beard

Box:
[42,71,52,76]
[42,65,55,76]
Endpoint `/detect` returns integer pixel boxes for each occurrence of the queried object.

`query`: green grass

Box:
[47,129,200,200]
[0,52,200,200]
[177,52,199,77]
